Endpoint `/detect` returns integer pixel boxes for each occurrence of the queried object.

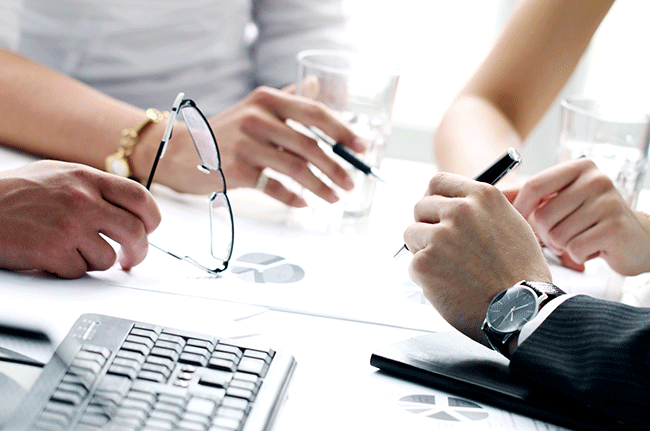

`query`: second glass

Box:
[296,49,399,217]
[559,98,650,208]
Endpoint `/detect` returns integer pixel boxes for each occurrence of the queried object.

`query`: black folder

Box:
[370,331,628,431]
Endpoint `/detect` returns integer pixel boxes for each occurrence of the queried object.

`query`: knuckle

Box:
[586,173,615,194]
[302,103,328,124]
[426,173,446,194]
[248,86,275,105]
[238,108,265,134]
[285,157,309,179]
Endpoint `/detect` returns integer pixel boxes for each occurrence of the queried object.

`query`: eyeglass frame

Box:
[145,92,234,275]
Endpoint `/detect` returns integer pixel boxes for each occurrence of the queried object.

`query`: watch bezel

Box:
[484,285,542,334]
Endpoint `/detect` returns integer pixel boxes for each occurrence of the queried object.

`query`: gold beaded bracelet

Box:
[105,108,169,179]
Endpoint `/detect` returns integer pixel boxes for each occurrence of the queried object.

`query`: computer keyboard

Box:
[5,314,296,431]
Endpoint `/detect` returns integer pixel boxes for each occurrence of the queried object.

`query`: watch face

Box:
[486,285,538,333]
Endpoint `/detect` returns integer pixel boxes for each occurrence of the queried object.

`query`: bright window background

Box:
[343,0,507,164]
[344,0,650,175]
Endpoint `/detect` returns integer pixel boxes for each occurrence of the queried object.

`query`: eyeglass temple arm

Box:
[144,92,185,190]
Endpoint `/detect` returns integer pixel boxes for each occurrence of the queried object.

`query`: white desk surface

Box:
[1,146,639,430]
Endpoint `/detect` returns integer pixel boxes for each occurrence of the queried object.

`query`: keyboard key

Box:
[150,346,180,362]
[243,349,273,364]
[121,341,151,356]
[142,362,173,379]
[142,417,175,431]
[177,421,208,431]
[215,406,245,422]
[108,364,139,380]
[145,355,175,370]
[214,344,242,359]
[116,349,147,364]
[208,357,237,373]
[220,396,249,411]
[229,379,259,394]
[186,338,216,351]
[130,327,159,342]
[181,412,211,427]
[198,369,232,389]
[155,340,184,354]
[226,386,255,401]
[237,357,269,377]
[81,344,111,359]
[186,397,216,416]
[112,356,143,372]
[180,352,209,367]
[137,369,167,383]
[51,387,85,405]
[211,415,242,430]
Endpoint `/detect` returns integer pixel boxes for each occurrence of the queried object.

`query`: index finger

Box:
[513,160,587,218]
[261,88,366,153]
[424,172,489,198]
[97,174,162,234]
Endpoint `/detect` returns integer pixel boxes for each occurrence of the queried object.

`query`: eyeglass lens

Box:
[209,192,234,263]
[180,106,221,171]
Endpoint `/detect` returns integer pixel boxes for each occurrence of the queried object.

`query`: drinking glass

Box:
[559,98,650,208]
[296,49,399,217]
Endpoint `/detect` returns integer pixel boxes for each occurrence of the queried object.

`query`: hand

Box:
[404,173,551,344]
[150,86,365,207]
[0,161,161,278]
[513,158,650,276]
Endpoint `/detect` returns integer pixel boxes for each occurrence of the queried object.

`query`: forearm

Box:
[434,95,523,180]
[511,295,650,429]
[434,0,614,177]
[0,49,163,181]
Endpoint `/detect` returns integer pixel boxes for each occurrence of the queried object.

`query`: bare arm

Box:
[0,48,361,206]
[0,49,156,178]
[434,0,614,177]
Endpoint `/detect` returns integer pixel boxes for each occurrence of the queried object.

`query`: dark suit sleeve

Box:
[510,295,650,429]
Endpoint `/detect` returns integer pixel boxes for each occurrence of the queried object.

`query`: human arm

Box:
[0,160,161,278]
[403,172,551,343]
[434,0,614,178]
[0,48,363,206]
[511,295,650,429]
[404,172,650,428]
[513,158,650,276]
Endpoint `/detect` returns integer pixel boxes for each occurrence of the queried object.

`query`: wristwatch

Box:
[482,280,565,358]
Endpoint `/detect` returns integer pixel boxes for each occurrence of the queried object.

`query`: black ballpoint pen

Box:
[394,147,522,258]
[308,126,386,183]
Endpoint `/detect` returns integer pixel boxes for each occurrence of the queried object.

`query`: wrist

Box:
[108,109,168,182]
[129,119,168,184]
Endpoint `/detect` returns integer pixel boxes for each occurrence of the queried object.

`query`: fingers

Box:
[98,175,161,234]
[513,158,595,218]
[257,175,309,208]
[240,106,355,195]
[250,86,366,153]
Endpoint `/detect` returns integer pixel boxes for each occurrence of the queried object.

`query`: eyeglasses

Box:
[145,92,234,275]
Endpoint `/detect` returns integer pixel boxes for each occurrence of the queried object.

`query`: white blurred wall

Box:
[345,0,650,178]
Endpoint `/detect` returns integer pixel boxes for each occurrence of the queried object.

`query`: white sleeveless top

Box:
[3,0,351,115]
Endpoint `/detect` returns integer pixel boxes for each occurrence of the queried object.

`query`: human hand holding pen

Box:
[394,148,522,258]
[307,126,385,183]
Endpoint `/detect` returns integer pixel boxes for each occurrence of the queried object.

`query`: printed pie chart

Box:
[399,394,489,422]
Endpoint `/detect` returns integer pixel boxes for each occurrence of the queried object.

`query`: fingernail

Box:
[326,190,339,203]
[118,250,132,271]
[342,175,355,191]
[352,137,367,152]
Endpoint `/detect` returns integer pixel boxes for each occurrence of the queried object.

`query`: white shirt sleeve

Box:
[0,0,24,50]
[252,0,353,88]
[518,294,577,346]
